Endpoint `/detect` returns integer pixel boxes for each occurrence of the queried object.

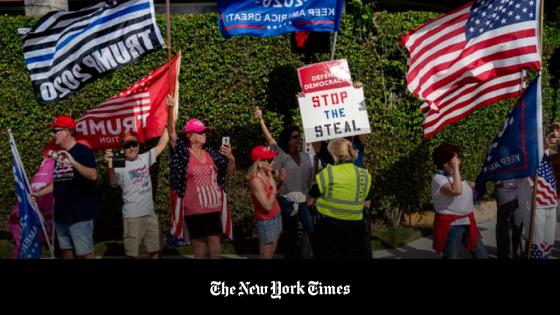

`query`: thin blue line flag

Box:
[474,75,543,200]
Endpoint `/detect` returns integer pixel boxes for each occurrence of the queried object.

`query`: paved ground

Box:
[96,218,560,259]
[372,218,560,259]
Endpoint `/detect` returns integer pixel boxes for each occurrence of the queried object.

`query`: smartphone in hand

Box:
[222,136,230,147]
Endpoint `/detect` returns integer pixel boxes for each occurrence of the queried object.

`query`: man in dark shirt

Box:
[32,115,98,259]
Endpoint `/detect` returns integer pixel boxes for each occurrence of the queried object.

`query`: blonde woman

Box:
[307,138,372,259]
[248,146,285,259]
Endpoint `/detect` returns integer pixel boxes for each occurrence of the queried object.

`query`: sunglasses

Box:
[123,141,139,149]
[261,159,274,163]
[291,134,301,140]
[52,128,65,133]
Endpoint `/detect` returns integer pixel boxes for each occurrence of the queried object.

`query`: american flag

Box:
[535,155,558,207]
[401,0,541,138]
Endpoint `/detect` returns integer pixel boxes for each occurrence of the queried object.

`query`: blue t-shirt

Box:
[53,142,99,223]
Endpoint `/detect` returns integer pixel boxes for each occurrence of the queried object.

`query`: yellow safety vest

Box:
[315,163,372,221]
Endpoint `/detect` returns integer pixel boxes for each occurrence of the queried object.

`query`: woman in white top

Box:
[431,143,488,259]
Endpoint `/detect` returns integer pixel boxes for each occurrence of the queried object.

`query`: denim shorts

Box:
[55,220,94,256]
[256,214,282,244]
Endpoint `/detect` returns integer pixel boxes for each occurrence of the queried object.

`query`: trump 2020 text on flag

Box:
[23,0,164,104]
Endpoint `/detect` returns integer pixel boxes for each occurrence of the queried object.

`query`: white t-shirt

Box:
[115,149,157,218]
[431,171,474,226]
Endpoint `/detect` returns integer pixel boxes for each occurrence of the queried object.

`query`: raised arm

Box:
[439,157,463,196]
[154,128,169,157]
[255,107,276,147]
[166,95,177,150]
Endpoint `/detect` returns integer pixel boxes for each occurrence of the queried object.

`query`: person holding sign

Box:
[167,96,236,259]
[255,107,314,259]
[306,138,372,259]
[301,81,366,168]
[31,115,98,259]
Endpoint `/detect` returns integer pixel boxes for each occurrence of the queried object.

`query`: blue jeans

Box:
[278,196,314,259]
[443,225,488,259]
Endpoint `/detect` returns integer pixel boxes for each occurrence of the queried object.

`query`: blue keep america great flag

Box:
[218,0,344,37]
[9,130,43,259]
[474,75,543,199]
[23,0,164,104]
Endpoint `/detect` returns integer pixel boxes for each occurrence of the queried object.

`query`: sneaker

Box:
[167,234,189,247]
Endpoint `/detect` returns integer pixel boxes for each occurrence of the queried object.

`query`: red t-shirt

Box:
[250,175,280,221]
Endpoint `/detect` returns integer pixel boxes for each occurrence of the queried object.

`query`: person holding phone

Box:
[105,128,169,258]
[167,96,236,259]
[222,136,230,147]
[31,115,98,259]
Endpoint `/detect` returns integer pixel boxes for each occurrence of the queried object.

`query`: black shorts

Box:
[185,212,222,239]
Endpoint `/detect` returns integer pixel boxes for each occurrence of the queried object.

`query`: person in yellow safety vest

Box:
[307,138,373,259]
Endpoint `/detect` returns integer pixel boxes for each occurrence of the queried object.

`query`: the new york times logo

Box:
[210,281,351,299]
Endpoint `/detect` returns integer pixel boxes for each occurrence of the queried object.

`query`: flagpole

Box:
[520,69,539,259]
[527,0,545,259]
[330,31,338,60]
[165,0,174,97]
[527,177,539,259]
[540,0,544,54]
[8,129,54,258]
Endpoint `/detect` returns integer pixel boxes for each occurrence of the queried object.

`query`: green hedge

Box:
[1,11,559,240]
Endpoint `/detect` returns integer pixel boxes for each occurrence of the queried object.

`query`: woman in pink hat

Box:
[167,97,236,259]
[247,146,285,259]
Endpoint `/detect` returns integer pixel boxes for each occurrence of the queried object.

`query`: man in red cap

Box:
[32,115,98,259]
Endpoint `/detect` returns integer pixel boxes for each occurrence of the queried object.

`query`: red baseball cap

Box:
[251,145,278,161]
[51,115,76,129]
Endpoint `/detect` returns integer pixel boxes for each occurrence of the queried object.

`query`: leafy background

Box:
[1,5,559,241]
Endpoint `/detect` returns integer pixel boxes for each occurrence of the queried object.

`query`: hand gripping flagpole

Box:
[8,129,54,258]
[526,0,545,259]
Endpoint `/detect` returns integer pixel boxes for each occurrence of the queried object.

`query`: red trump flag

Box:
[75,54,181,150]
